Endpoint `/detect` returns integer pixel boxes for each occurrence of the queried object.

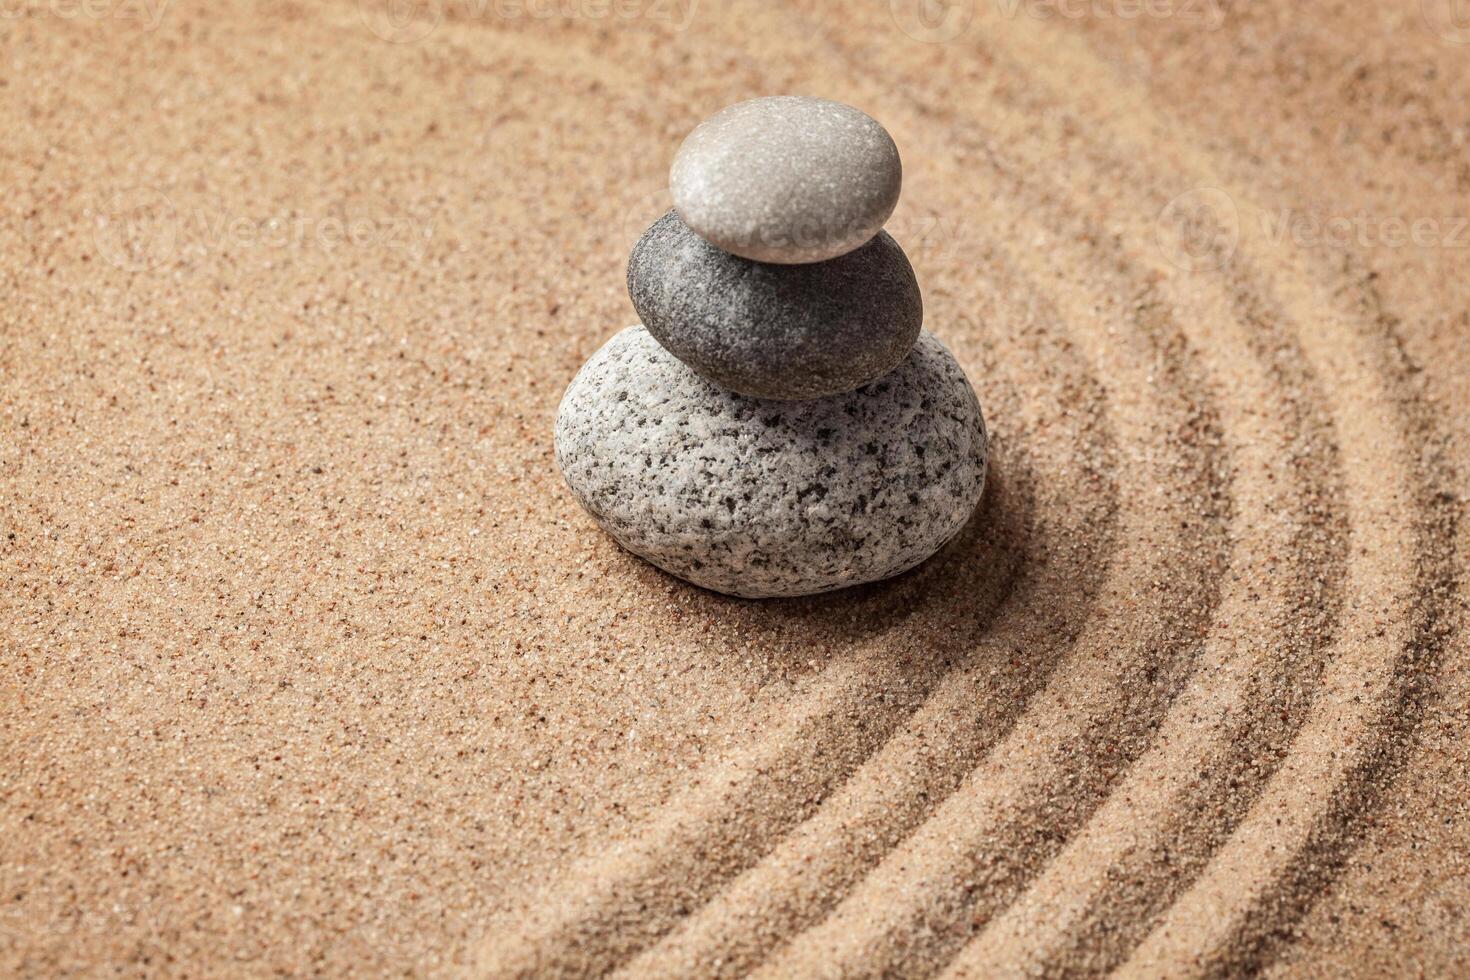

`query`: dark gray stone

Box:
[670,96,901,264]
[554,326,987,599]
[627,210,923,401]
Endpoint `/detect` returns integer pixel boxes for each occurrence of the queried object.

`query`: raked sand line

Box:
[933,82,1348,980]
[950,273,1347,979]
[896,20,1352,971]
[940,16,1459,976]
[1118,268,1458,980]
[984,16,1460,974]
[611,255,1121,979]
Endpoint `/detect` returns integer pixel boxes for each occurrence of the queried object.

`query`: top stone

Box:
[670,96,902,265]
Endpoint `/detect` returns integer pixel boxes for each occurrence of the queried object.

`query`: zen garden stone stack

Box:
[555,96,988,598]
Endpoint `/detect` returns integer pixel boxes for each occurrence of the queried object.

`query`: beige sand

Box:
[2,0,1467,975]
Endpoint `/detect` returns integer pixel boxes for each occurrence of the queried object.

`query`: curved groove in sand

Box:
[939,18,1460,978]
[946,261,1349,977]
[1117,312,1458,978]
[936,105,1350,980]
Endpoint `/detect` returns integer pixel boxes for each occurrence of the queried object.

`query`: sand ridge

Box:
[2,0,1466,976]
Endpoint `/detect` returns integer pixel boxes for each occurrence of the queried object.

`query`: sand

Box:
[1,0,1466,976]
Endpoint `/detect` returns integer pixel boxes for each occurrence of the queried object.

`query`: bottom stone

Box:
[554,326,988,599]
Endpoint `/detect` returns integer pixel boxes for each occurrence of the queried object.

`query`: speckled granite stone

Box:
[628,210,922,401]
[670,96,902,264]
[554,326,987,598]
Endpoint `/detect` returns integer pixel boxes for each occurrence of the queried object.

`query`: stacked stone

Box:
[555,97,988,599]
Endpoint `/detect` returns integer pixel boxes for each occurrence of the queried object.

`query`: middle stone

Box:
[628,209,923,401]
